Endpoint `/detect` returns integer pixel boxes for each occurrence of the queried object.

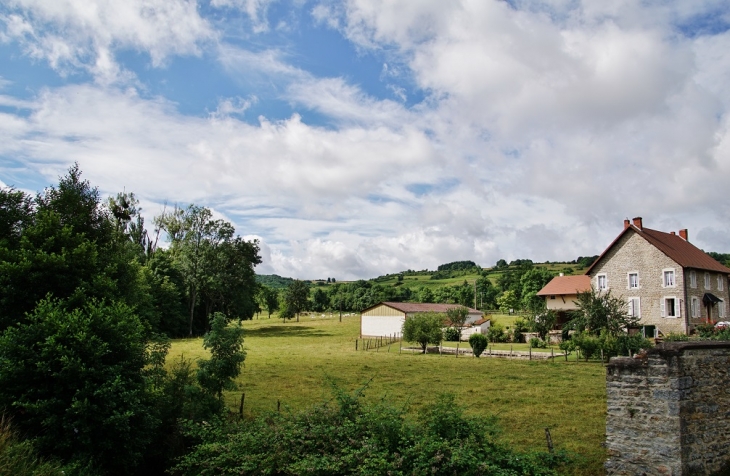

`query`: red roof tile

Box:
[537,275,591,296]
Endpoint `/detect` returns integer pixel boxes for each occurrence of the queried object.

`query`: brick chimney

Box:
[670,231,675,235]
[632,217,643,230]
[679,229,688,241]
[624,219,630,230]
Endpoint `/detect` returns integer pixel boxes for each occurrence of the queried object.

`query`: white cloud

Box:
[1,0,215,81]
[210,0,275,33]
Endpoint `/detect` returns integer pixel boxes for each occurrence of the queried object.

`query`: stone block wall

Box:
[605,341,730,475]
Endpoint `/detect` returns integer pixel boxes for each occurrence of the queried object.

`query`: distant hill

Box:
[256,274,296,289]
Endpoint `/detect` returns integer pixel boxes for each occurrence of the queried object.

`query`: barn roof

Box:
[362,302,481,314]
[537,275,591,296]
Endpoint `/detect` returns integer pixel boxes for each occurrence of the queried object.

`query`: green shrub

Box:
[0,416,65,476]
[444,327,460,342]
[529,337,547,348]
[696,323,716,339]
[172,387,569,476]
[469,333,488,357]
[512,318,529,343]
[486,323,508,343]
[664,332,689,342]
[572,333,600,361]
[558,338,575,355]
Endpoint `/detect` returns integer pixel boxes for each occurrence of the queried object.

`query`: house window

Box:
[661,297,679,318]
[628,297,640,318]
[690,270,697,288]
[718,276,724,292]
[663,269,675,288]
[550,295,556,300]
[691,297,700,318]
[720,300,725,319]
[597,274,607,291]
[705,272,711,289]
[628,272,639,289]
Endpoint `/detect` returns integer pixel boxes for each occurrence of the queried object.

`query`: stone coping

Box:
[608,340,730,369]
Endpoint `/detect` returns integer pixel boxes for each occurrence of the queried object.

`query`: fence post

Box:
[277,400,281,412]
[239,392,245,417]
[356,339,358,351]
[399,339,402,354]
[545,427,554,454]
[510,345,513,358]
[529,345,532,361]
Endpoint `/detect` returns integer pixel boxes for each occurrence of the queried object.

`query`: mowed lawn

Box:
[170,315,607,475]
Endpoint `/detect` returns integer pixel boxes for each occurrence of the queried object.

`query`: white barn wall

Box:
[361,314,405,338]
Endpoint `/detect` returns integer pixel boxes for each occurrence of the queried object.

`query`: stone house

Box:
[586,217,730,337]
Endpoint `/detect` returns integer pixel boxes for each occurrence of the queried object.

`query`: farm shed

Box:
[360,302,483,338]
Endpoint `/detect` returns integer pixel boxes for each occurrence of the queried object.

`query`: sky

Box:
[1,0,730,280]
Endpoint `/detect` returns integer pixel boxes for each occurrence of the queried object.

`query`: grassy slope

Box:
[170,315,606,475]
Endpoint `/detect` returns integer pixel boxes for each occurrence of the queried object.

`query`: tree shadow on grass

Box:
[245,326,333,338]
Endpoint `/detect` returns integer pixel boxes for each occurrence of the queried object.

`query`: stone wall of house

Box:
[590,230,686,335]
[685,269,730,328]
[605,341,730,475]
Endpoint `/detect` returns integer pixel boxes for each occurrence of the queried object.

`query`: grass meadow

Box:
[169,314,607,475]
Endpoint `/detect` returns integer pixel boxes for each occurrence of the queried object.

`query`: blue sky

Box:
[2,0,730,279]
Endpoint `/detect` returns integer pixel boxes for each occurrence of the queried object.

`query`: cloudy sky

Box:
[1,0,730,280]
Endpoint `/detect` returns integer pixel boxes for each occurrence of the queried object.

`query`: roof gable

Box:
[586,225,730,275]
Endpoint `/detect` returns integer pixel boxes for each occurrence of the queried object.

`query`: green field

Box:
[170,315,607,475]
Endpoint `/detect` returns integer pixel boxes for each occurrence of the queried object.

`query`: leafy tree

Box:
[528,303,557,341]
[284,279,310,322]
[475,274,499,309]
[196,313,246,401]
[0,186,33,249]
[520,267,555,311]
[416,286,434,303]
[571,286,639,337]
[258,285,280,318]
[402,312,445,353]
[446,306,470,357]
[495,259,508,269]
[0,298,156,475]
[311,287,329,312]
[469,333,488,357]
[156,205,235,335]
[496,290,519,314]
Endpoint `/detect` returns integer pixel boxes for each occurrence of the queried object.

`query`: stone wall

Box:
[605,341,730,475]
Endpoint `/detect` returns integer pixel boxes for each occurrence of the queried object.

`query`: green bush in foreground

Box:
[172,388,569,476]
[469,333,488,357]
[0,416,64,476]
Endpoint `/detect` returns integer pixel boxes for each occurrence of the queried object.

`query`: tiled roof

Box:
[367,302,481,314]
[473,318,490,325]
[640,228,730,273]
[537,275,591,296]
[586,225,730,275]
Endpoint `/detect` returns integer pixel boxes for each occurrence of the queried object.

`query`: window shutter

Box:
[660,299,665,317]
[677,299,681,317]
[628,299,633,316]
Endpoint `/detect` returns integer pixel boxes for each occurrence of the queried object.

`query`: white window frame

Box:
[628,297,641,318]
[691,297,700,319]
[627,272,639,290]
[661,296,680,318]
[663,269,676,288]
[597,273,608,291]
[690,270,697,289]
[718,275,724,292]
[704,272,711,290]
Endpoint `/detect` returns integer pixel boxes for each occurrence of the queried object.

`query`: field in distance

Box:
[170,314,606,475]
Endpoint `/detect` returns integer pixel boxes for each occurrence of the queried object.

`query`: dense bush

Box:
[172,389,569,476]
[0,416,64,476]
[486,323,508,343]
[469,333,488,357]
[663,332,689,342]
[444,327,460,342]
[570,332,653,362]
[529,337,547,349]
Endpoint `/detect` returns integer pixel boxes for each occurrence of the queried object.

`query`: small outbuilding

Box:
[537,274,591,329]
[360,302,483,338]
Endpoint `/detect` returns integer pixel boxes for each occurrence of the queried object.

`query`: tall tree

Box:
[284,280,310,322]
[155,205,234,336]
[571,286,639,336]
